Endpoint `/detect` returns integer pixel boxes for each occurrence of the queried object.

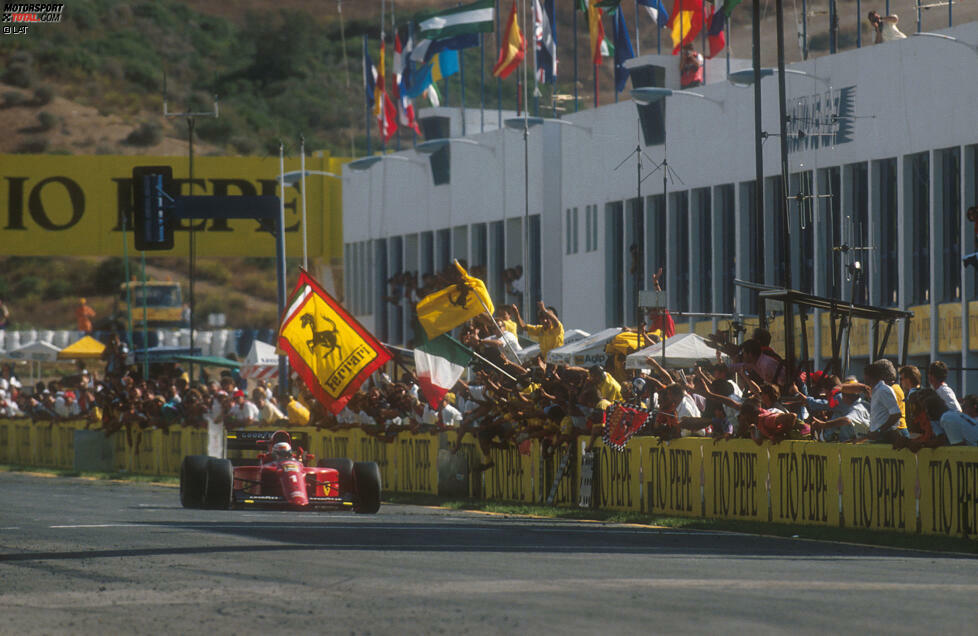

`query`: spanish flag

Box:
[416,261,495,340]
[667,0,705,54]
[277,269,391,414]
[492,1,525,79]
[587,2,606,65]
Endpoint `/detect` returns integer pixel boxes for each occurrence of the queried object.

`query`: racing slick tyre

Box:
[353,461,382,514]
[203,458,234,510]
[180,455,210,508]
[317,458,355,496]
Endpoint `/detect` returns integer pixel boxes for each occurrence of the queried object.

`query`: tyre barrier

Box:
[2,417,978,539]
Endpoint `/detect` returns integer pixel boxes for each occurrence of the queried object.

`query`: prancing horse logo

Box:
[300,313,341,359]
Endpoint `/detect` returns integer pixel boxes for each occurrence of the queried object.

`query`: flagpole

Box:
[549,0,556,118]
[364,35,372,156]
[573,4,579,113]
[480,32,486,133]
[520,0,531,322]
[656,8,661,54]
[300,134,308,270]
[460,45,467,135]
[497,0,502,128]
[614,7,619,104]
[701,3,707,84]
[380,0,387,153]
[635,0,641,56]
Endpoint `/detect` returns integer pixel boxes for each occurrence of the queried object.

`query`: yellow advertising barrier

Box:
[839,444,917,532]
[590,439,641,511]
[917,446,978,539]
[6,419,978,540]
[641,437,703,518]
[768,441,841,527]
[0,154,345,259]
[702,438,770,522]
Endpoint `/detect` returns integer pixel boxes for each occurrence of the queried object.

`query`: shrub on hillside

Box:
[195,260,231,285]
[13,276,43,298]
[124,121,162,146]
[94,258,135,295]
[37,111,59,132]
[33,85,55,105]
[16,138,48,153]
[44,279,72,300]
[3,91,28,107]
[2,64,32,89]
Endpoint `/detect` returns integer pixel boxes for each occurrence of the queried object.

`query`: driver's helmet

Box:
[270,441,291,461]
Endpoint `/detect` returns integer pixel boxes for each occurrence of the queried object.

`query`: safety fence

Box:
[2,418,977,540]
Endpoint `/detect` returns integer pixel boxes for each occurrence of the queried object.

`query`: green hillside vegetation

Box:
[0,256,293,331]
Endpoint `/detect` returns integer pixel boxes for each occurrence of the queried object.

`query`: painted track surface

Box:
[1,472,976,634]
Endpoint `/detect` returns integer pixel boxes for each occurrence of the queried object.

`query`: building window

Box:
[739,180,760,314]
[566,207,579,254]
[715,184,735,313]
[790,171,815,295]
[766,175,786,288]
[874,158,899,306]
[905,152,930,305]
[817,167,841,299]
[844,162,869,304]
[693,188,711,313]
[605,202,624,326]
[585,204,599,252]
[937,147,961,302]
[670,191,689,313]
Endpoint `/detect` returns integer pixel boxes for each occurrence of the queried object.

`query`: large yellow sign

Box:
[0,154,345,259]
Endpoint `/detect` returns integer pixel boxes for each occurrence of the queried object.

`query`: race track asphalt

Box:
[1,472,976,635]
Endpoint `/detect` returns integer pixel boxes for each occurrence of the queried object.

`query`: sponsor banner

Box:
[769,441,840,527]
[918,446,978,539]
[839,444,916,532]
[937,303,963,354]
[969,301,978,352]
[642,437,703,517]
[482,443,534,502]
[0,154,344,259]
[590,439,641,511]
[703,438,769,522]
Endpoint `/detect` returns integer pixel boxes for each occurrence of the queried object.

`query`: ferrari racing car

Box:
[179,430,381,513]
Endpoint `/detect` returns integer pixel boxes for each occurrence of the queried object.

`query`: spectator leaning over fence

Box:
[863,360,906,442]
[898,365,922,416]
[809,380,871,442]
[253,390,286,425]
[510,301,564,361]
[928,361,961,412]
[934,395,978,446]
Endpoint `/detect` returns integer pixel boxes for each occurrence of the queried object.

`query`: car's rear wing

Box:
[226,430,310,452]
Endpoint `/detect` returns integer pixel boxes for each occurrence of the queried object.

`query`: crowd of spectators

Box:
[2,262,977,463]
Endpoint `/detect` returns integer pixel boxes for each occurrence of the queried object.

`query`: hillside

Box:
[1,1,973,158]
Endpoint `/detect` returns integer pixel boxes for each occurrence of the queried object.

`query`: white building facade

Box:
[344,23,978,393]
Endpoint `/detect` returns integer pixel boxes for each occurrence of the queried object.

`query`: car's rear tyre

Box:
[180,455,209,508]
[353,461,382,514]
[317,458,355,496]
[203,458,234,510]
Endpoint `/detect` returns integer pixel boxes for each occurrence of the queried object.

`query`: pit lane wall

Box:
[3,418,978,539]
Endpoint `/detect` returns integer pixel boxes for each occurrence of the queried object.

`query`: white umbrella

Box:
[7,340,61,362]
[625,332,725,369]
[545,327,624,367]
[241,340,279,381]
[518,328,590,363]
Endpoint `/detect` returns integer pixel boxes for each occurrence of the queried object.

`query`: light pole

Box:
[163,78,218,384]
[502,117,590,322]
[630,88,723,338]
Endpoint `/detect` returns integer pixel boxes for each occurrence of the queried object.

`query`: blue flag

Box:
[639,0,670,27]
[613,8,635,92]
[364,47,376,109]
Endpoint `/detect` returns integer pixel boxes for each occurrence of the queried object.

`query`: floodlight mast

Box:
[162,72,219,384]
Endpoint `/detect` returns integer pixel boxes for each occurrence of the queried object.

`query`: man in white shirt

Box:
[865,361,903,441]
[254,392,286,425]
[227,390,259,427]
[937,395,978,446]
[928,361,961,412]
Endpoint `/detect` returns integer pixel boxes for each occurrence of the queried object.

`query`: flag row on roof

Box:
[361,0,742,145]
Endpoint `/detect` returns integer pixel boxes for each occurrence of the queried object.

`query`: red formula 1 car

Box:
[179,430,381,513]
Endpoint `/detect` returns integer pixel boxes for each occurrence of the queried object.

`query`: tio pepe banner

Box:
[0,154,345,259]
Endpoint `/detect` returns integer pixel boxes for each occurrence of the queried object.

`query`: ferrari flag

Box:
[277,269,391,414]
[416,261,494,340]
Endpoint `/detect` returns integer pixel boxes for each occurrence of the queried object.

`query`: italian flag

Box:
[414,330,474,410]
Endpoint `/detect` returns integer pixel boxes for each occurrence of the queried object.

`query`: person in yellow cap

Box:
[75,297,95,334]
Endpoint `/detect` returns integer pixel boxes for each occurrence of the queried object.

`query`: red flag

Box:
[493,1,525,79]
[706,2,726,58]
[379,92,398,143]
[603,404,650,450]
[393,33,422,135]
[667,0,705,54]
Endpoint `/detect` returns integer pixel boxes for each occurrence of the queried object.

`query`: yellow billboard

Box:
[0,154,345,259]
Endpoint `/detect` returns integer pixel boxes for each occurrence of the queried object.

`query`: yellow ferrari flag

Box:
[416,261,494,340]
[277,269,391,414]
